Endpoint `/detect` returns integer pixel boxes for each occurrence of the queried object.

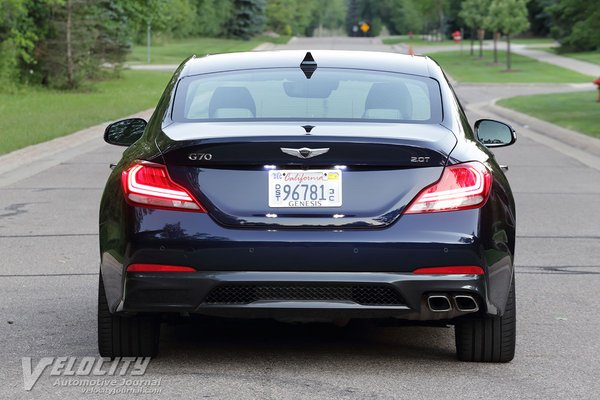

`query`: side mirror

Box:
[104,118,147,146]
[474,119,516,148]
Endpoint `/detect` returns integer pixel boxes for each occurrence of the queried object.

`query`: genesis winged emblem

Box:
[280,147,330,159]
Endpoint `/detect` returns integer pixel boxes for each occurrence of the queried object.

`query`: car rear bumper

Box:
[100,207,514,320]
[120,270,486,321]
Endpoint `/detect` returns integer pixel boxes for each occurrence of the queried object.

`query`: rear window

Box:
[172,68,442,123]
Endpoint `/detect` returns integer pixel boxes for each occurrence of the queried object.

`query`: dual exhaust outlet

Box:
[427,294,479,313]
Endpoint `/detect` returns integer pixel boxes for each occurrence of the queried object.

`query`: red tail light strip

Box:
[413,266,484,275]
[122,162,206,212]
[404,161,492,214]
[127,164,194,201]
[127,264,197,273]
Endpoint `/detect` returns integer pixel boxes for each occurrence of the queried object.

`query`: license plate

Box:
[268,170,342,208]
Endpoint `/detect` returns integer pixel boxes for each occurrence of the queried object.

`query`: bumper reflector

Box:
[126,264,196,273]
[413,266,484,275]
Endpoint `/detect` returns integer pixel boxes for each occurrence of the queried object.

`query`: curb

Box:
[127,64,177,72]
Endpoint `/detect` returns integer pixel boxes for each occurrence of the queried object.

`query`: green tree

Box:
[488,0,529,70]
[312,0,346,33]
[122,0,172,44]
[40,0,99,89]
[346,0,393,37]
[227,0,266,39]
[267,0,340,36]
[93,0,132,70]
[546,0,600,52]
[527,0,553,37]
[383,0,423,35]
[0,0,29,89]
[293,0,318,36]
[346,0,359,35]
[483,0,505,64]
[417,0,449,41]
[459,0,489,57]
[187,0,233,37]
[484,11,501,64]
[0,0,61,89]
[165,0,197,38]
[35,0,137,88]
[266,0,295,35]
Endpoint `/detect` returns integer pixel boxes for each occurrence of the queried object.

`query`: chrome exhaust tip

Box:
[427,295,452,312]
[453,295,479,312]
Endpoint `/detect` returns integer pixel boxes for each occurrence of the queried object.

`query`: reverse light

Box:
[122,162,206,211]
[404,161,492,214]
[413,266,484,275]
[127,264,197,273]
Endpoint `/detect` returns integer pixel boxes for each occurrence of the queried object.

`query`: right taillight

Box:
[404,161,492,214]
[122,162,206,212]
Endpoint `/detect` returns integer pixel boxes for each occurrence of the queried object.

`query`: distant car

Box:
[99,50,517,362]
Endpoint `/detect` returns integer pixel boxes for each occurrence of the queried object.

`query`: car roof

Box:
[180,50,434,78]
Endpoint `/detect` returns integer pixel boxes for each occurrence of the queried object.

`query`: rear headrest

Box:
[209,87,256,118]
[364,82,413,119]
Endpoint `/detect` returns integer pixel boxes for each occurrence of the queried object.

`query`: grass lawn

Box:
[428,50,591,83]
[128,35,291,64]
[0,70,171,155]
[1,36,291,155]
[498,91,600,138]
[382,36,455,47]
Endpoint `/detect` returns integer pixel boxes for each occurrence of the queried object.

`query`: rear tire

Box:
[455,278,516,362]
[98,274,161,358]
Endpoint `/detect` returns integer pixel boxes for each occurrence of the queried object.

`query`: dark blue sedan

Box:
[99,50,517,362]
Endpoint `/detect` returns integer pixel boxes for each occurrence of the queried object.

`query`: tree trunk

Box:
[470,29,474,56]
[507,34,511,71]
[438,8,444,42]
[66,0,74,88]
[493,32,498,64]
[478,29,483,58]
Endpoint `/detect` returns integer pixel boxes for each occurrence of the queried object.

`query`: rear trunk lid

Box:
[158,122,456,228]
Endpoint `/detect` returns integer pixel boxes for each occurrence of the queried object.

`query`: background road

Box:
[1,37,599,399]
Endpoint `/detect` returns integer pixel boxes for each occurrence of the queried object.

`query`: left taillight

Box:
[404,161,492,214]
[122,162,206,212]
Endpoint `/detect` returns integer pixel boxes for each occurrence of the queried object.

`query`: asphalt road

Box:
[1,37,599,400]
